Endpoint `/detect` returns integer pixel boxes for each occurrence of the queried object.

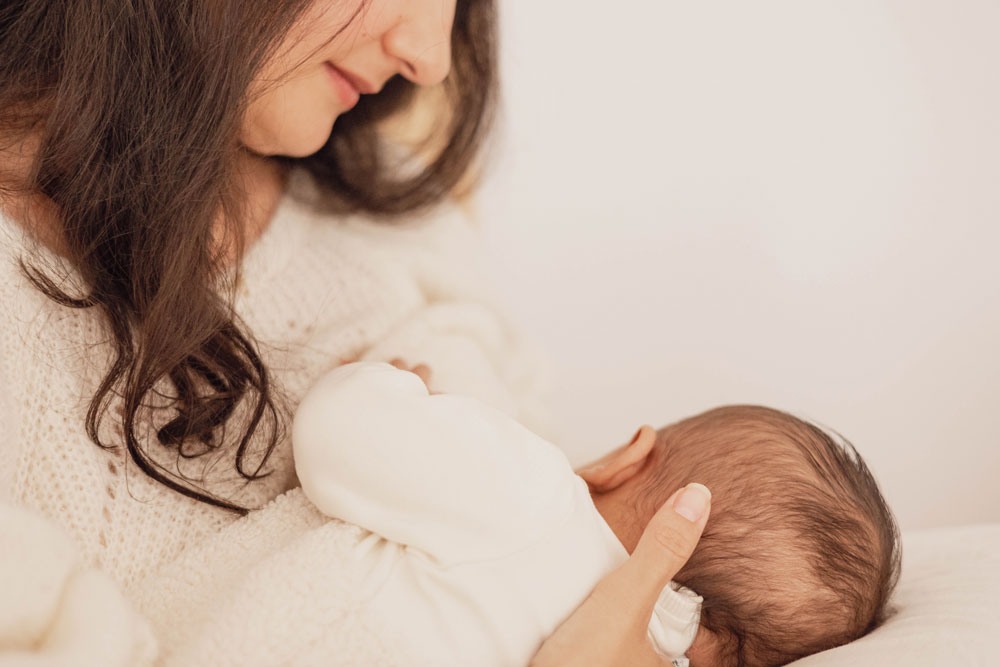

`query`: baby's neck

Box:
[589,485,647,555]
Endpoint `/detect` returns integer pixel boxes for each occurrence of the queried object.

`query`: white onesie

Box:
[292,361,700,666]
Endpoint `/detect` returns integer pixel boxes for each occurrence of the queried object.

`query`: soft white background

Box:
[477,0,999,531]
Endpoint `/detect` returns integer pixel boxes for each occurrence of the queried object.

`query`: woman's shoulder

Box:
[0,211,117,458]
[0,201,80,292]
[0,203,32,277]
[0,207,100,342]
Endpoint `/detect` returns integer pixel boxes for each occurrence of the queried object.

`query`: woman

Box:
[0,1,708,664]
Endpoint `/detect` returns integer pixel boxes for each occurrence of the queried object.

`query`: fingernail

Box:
[673,483,711,523]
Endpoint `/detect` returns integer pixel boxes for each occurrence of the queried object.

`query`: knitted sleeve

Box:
[0,492,417,666]
[126,488,409,667]
[0,502,158,666]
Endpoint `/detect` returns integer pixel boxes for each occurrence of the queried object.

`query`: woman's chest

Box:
[232,220,432,413]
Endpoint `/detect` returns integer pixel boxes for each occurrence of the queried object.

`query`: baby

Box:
[292,362,901,666]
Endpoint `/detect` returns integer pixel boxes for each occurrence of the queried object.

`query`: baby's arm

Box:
[292,362,578,565]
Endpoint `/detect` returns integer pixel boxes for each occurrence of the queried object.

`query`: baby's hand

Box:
[388,358,436,394]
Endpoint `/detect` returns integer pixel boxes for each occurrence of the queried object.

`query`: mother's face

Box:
[240,0,456,158]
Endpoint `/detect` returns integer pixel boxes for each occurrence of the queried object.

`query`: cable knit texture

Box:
[0,167,555,665]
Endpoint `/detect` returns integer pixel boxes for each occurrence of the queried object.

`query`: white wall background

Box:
[477,0,1000,531]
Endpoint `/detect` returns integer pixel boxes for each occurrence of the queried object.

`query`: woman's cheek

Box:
[240,65,341,158]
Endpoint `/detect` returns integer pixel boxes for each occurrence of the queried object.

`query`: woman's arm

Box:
[125,488,409,666]
[0,502,158,666]
[0,491,408,666]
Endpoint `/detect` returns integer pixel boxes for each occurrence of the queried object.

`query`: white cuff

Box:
[647,580,703,659]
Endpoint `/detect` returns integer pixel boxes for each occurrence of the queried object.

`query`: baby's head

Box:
[586,405,901,666]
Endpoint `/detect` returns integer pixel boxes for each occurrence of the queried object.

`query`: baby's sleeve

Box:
[291,362,579,565]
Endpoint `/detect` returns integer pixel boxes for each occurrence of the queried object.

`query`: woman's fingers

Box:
[531,483,711,667]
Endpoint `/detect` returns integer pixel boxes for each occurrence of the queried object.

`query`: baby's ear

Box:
[575,425,656,493]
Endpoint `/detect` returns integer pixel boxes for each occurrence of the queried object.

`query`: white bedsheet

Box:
[789,522,1000,666]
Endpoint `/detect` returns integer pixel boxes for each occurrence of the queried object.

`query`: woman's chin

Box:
[274,129,334,159]
[241,119,336,159]
[290,127,336,158]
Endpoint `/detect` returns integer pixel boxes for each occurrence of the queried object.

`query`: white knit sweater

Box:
[0,168,555,665]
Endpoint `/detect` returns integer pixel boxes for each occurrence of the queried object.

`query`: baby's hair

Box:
[636,406,901,666]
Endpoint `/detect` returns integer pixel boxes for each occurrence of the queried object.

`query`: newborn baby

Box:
[292,362,900,666]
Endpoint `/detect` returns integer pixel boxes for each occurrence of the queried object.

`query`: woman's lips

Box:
[335,67,379,95]
[323,62,361,108]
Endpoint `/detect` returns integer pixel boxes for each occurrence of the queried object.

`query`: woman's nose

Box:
[382,6,453,86]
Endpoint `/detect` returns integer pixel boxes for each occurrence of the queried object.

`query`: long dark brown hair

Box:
[0,0,498,513]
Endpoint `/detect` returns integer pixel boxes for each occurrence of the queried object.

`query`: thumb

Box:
[618,483,712,611]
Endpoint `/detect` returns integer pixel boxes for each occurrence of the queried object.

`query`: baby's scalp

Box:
[630,406,901,667]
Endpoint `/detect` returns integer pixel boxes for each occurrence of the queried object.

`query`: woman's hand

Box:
[531,483,712,667]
